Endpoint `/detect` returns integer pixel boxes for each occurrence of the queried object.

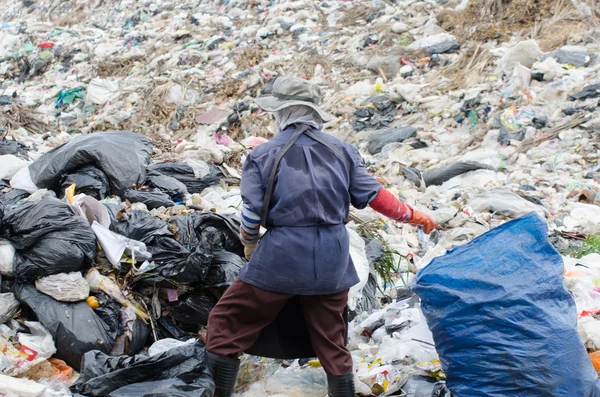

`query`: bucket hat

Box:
[254,76,334,122]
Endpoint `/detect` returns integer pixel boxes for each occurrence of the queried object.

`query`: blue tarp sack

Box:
[412,212,600,397]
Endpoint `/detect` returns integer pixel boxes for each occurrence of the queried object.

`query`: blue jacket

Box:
[238,125,382,295]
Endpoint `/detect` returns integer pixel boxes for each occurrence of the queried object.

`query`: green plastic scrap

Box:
[39,50,53,60]
[468,110,479,129]
[50,27,79,37]
[23,43,35,52]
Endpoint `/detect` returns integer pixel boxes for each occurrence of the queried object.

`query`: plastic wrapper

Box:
[1,198,96,281]
[74,340,213,397]
[0,321,56,377]
[14,284,115,370]
[35,272,90,302]
[412,213,600,396]
[402,375,449,397]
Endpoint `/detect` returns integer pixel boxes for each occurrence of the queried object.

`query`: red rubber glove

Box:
[405,204,437,234]
[369,188,437,234]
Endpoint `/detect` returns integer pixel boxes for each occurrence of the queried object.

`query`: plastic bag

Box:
[147,162,222,194]
[412,213,600,396]
[0,154,29,180]
[0,373,47,397]
[15,284,115,370]
[148,338,197,357]
[146,170,188,201]
[0,292,19,323]
[265,365,327,397]
[60,165,111,199]
[122,189,175,209]
[368,126,417,155]
[468,189,548,219]
[1,198,97,281]
[422,161,494,187]
[17,321,57,362]
[74,340,213,397]
[348,226,370,311]
[27,131,152,196]
[35,272,90,302]
[0,239,15,276]
[166,291,218,325]
[402,376,450,397]
[91,221,150,269]
[106,376,214,397]
[203,251,244,287]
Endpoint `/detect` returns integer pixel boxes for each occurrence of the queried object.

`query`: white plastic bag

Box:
[0,293,19,324]
[348,225,370,311]
[17,321,57,361]
[0,155,29,180]
[0,239,15,276]
[265,365,327,397]
[35,272,90,302]
[0,374,47,397]
[91,221,151,269]
[148,338,197,357]
[85,78,120,105]
[10,166,38,193]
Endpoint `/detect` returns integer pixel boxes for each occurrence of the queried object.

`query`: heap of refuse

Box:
[2,0,600,395]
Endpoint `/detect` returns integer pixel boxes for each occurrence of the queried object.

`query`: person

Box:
[206,76,436,397]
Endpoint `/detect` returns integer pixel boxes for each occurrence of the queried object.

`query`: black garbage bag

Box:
[350,238,383,320]
[60,165,111,199]
[424,41,460,55]
[203,251,244,287]
[570,83,600,101]
[368,126,417,154]
[146,170,188,201]
[124,317,150,356]
[74,340,213,397]
[166,290,219,325]
[0,138,29,157]
[400,166,424,187]
[0,188,29,206]
[156,316,196,341]
[422,161,494,186]
[28,131,152,195]
[147,162,222,194]
[95,294,123,341]
[122,189,175,209]
[107,375,214,397]
[144,237,213,286]
[108,208,172,244]
[0,179,8,189]
[1,198,96,281]
[170,212,243,257]
[402,376,450,397]
[14,284,115,370]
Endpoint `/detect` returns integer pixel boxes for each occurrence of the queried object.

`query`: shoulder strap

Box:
[260,124,309,227]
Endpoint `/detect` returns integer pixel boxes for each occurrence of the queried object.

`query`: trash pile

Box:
[1,0,600,395]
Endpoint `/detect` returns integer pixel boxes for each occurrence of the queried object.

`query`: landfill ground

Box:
[1,0,600,396]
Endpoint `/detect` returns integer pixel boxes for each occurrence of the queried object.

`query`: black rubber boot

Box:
[327,373,356,397]
[207,352,240,397]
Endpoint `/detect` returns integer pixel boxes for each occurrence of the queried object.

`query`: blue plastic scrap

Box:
[412,212,600,397]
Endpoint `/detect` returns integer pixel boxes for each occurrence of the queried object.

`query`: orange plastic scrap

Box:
[49,358,74,382]
[590,352,600,371]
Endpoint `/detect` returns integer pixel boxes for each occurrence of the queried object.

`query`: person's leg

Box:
[297,290,355,397]
[206,279,290,397]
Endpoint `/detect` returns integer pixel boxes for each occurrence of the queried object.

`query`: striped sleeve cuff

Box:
[240,204,260,245]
